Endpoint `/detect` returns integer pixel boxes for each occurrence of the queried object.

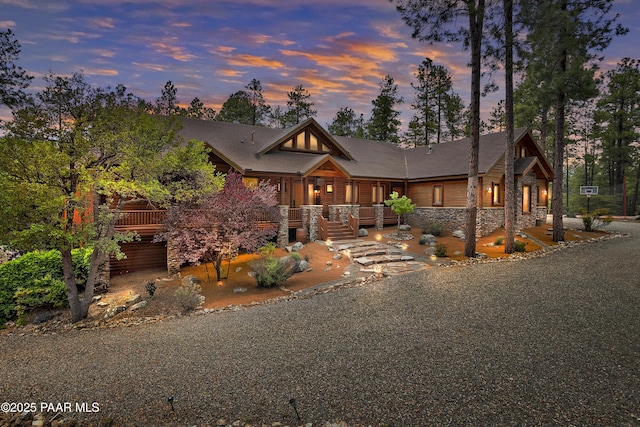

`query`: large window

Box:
[522,185,531,213]
[433,185,443,206]
[281,131,330,153]
[492,183,501,206]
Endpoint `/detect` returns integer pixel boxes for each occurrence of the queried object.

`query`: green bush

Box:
[494,236,504,245]
[422,222,443,236]
[249,254,300,288]
[514,240,527,252]
[174,282,203,313]
[578,208,613,232]
[434,243,448,257]
[0,248,91,326]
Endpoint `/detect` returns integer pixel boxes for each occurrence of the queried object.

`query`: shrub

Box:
[422,222,443,236]
[174,282,204,313]
[249,254,300,288]
[435,243,448,257]
[494,236,504,245]
[578,208,613,232]
[0,248,91,326]
[514,240,527,252]
[145,280,157,297]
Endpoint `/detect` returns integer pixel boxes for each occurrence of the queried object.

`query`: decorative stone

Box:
[297,260,310,272]
[92,295,102,302]
[292,242,304,252]
[182,275,199,286]
[97,301,109,307]
[104,305,127,319]
[326,261,333,266]
[233,287,247,293]
[358,228,369,237]
[125,293,142,306]
[130,300,148,311]
[399,224,411,231]
[33,311,52,324]
[476,252,488,259]
[424,247,436,256]
[419,234,436,245]
[234,267,242,273]
[452,230,465,239]
[332,253,342,260]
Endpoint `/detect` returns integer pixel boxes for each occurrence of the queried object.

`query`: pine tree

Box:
[367,75,403,143]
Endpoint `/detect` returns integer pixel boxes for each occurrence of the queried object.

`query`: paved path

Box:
[1,220,639,426]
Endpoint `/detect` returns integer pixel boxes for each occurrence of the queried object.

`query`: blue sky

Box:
[1,0,638,128]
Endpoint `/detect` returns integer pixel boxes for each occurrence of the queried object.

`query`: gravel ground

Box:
[1,220,639,426]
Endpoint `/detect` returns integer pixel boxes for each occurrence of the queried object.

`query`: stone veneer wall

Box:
[166,239,180,276]
[276,205,289,247]
[301,205,323,242]
[407,207,506,238]
[374,204,384,230]
[329,204,357,225]
[516,171,538,230]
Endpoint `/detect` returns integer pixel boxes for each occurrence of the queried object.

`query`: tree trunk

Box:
[552,91,566,242]
[61,248,83,323]
[504,0,515,254]
[464,0,484,258]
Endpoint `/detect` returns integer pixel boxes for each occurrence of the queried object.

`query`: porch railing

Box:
[115,210,166,229]
[383,206,397,225]
[318,214,328,241]
[288,208,303,227]
[359,206,375,225]
[348,213,359,238]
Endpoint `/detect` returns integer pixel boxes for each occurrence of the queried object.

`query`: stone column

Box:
[166,239,180,276]
[304,205,323,241]
[277,205,289,247]
[328,205,338,222]
[374,204,384,230]
[96,258,110,291]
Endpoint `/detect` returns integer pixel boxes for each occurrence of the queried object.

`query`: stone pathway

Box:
[331,240,429,276]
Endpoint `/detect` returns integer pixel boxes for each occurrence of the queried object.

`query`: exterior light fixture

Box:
[486,187,492,193]
[376,234,382,241]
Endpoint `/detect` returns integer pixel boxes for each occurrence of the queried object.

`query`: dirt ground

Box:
[97,223,604,322]
[0,221,617,335]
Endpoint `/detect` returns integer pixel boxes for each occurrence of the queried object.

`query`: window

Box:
[325,183,333,193]
[522,185,531,213]
[296,133,305,148]
[242,177,259,189]
[345,183,352,203]
[309,133,319,151]
[492,183,501,205]
[283,139,293,148]
[433,185,443,206]
[520,146,527,158]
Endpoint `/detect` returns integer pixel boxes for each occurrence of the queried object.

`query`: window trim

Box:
[433,184,443,206]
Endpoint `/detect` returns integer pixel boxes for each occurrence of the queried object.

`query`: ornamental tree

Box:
[156,171,280,282]
[0,73,220,322]
[384,191,415,236]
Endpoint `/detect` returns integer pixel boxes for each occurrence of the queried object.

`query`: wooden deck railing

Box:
[348,213,359,238]
[318,214,328,241]
[288,208,303,227]
[359,207,375,225]
[115,210,166,229]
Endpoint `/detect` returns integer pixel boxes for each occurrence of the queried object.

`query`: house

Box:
[111,117,552,275]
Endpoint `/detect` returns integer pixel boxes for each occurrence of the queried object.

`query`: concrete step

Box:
[353,254,415,266]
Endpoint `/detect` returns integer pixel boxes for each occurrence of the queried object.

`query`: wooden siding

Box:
[408,179,469,207]
[110,235,167,276]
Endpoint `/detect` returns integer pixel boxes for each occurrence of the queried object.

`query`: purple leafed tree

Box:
[156,171,280,282]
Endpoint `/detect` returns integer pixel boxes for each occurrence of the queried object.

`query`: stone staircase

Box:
[325,221,355,241]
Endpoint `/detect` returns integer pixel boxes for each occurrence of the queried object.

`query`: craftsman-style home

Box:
[112,117,552,274]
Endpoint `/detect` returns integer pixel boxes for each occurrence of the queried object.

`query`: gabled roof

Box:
[257,118,355,160]
[178,118,552,182]
[404,128,530,180]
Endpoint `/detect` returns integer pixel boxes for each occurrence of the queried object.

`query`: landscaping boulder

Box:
[419,234,436,245]
[125,293,142,306]
[297,259,309,272]
[399,224,412,231]
[130,300,148,312]
[182,275,200,286]
[33,311,52,324]
[358,228,369,237]
[291,242,304,252]
[452,230,465,239]
[104,305,127,319]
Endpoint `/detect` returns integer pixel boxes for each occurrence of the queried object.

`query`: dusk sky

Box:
[1,0,639,129]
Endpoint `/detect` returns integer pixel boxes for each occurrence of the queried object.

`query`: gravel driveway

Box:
[1,220,639,426]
